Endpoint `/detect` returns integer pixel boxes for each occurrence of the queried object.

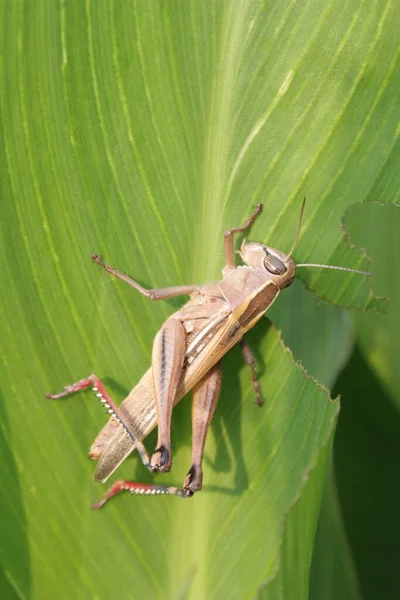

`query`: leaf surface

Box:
[1,1,399,598]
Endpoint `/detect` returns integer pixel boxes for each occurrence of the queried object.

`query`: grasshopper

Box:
[47,200,371,507]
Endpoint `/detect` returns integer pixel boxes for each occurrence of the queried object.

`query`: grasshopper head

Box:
[239,198,373,287]
[240,241,296,288]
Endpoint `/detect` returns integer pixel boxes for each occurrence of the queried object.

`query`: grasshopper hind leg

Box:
[183,362,222,493]
[46,375,153,471]
[150,317,186,473]
[91,480,193,508]
[91,363,222,508]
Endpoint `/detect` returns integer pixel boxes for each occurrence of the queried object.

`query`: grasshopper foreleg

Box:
[92,255,198,299]
[223,203,263,274]
[46,375,153,471]
[240,338,264,407]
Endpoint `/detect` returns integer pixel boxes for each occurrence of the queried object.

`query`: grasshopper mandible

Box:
[47,200,371,507]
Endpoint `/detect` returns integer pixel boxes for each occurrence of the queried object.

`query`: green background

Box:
[0,2,399,599]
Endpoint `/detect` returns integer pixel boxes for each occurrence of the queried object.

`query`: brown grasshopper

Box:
[47,200,371,507]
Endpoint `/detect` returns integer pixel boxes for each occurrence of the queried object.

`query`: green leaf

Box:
[266,281,358,600]
[346,202,400,410]
[1,1,398,598]
[269,280,355,389]
[333,203,400,597]
[334,346,400,598]
[310,463,362,600]
[259,429,334,600]
[0,319,338,598]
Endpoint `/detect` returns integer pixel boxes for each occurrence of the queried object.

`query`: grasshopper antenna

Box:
[296,263,374,276]
[287,197,306,259]
[288,198,374,277]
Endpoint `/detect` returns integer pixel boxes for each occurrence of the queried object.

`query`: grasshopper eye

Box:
[264,253,287,275]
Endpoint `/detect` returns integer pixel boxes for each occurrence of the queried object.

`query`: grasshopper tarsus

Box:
[46,391,68,400]
[46,377,96,400]
[91,498,108,510]
[254,384,265,407]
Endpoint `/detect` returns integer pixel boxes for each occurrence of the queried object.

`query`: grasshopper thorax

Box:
[239,241,295,289]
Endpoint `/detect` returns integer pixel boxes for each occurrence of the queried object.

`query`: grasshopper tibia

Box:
[92,254,198,300]
[46,375,153,471]
[91,480,193,509]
